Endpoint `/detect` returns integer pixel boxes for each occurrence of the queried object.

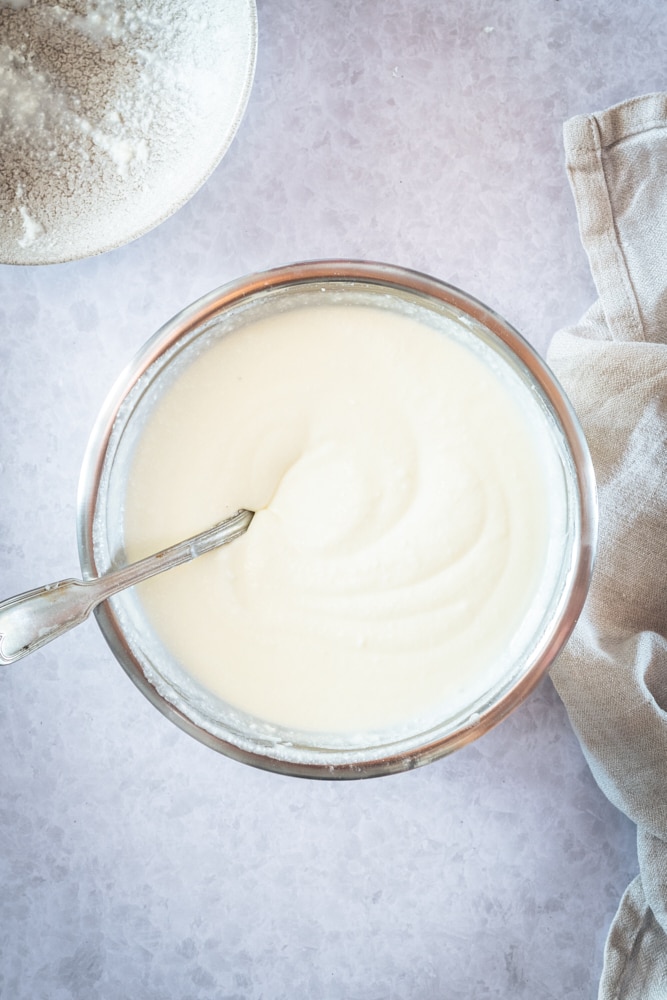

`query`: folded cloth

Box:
[547,93,667,999]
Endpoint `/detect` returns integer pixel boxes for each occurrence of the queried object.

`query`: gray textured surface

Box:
[0,1,663,997]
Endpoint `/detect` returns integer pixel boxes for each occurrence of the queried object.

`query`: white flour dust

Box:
[0,0,256,262]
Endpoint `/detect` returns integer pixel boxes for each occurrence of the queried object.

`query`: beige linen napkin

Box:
[547,93,667,999]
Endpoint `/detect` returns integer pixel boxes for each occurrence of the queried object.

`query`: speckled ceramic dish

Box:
[77,261,597,779]
[0,0,257,265]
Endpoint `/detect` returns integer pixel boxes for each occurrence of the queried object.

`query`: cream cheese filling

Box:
[123,303,564,736]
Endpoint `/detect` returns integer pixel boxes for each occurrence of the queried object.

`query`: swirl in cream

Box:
[123,303,564,737]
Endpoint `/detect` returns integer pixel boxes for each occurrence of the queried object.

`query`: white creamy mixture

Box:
[123,303,564,737]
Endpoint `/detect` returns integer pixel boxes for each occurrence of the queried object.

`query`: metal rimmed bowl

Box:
[77,260,597,779]
[1,0,257,265]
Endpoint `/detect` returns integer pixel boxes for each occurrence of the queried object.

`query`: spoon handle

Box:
[0,509,254,665]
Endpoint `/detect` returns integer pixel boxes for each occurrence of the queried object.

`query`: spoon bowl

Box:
[0,510,253,664]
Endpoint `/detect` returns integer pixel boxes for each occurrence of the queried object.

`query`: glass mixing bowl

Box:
[77,260,596,778]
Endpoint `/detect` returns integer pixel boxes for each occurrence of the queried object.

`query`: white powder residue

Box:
[0,0,256,263]
[18,204,45,246]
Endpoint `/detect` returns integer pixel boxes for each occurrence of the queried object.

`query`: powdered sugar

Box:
[0,0,256,263]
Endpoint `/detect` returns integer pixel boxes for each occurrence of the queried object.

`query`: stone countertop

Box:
[0,1,663,997]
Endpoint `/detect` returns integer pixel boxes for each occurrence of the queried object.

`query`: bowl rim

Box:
[77,259,598,779]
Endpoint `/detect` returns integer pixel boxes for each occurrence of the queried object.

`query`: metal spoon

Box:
[0,509,254,665]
